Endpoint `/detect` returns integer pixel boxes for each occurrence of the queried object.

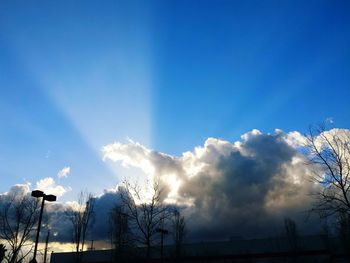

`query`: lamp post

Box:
[43,230,50,263]
[30,190,56,263]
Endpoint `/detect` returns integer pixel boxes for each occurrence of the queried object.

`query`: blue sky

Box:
[1,0,349,201]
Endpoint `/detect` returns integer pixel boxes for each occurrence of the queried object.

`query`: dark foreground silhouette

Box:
[50,234,350,263]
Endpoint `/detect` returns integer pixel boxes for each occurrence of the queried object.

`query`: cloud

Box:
[325,117,334,124]
[0,183,31,198]
[314,128,350,151]
[35,177,71,197]
[44,189,123,243]
[45,150,51,159]
[57,166,70,178]
[0,178,70,200]
[103,129,321,240]
[0,181,74,244]
[4,128,348,245]
[0,181,119,244]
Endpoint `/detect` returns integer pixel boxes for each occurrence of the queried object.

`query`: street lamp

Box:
[30,190,56,263]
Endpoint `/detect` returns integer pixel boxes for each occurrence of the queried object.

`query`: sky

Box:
[0,0,350,246]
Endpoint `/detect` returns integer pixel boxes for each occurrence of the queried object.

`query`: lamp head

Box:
[44,194,57,202]
[31,190,44,198]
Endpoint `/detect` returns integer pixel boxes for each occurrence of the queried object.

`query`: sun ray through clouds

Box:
[0,2,155,184]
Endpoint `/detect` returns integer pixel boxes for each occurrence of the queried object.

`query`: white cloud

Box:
[241,128,262,141]
[102,139,155,175]
[102,129,322,239]
[102,129,315,207]
[36,177,71,197]
[57,166,70,178]
[325,117,334,124]
[283,131,307,148]
[311,128,350,154]
[0,183,31,197]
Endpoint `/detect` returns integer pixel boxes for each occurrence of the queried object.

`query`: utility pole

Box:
[89,240,94,250]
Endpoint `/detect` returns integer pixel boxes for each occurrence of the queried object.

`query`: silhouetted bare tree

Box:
[306,125,350,217]
[109,204,132,256]
[0,194,40,263]
[66,191,95,262]
[0,244,6,262]
[284,217,298,252]
[171,208,186,259]
[119,179,171,258]
[336,212,350,259]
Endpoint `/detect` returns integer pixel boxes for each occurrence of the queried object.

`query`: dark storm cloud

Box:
[90,190,122,240]
[45,190,122,243]
[178,132,314,240]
